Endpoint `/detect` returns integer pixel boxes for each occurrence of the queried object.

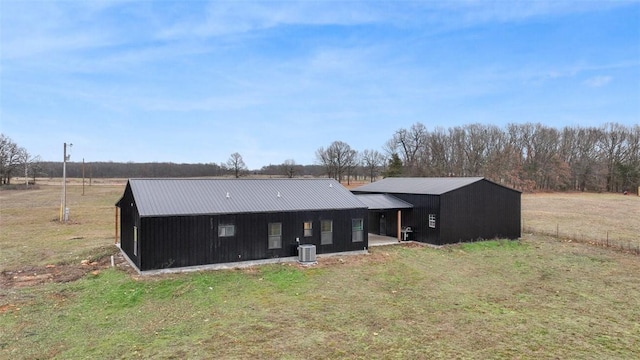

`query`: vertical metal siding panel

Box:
[439,180,521,244]
[439,194,451,244]
[137,206,369,270]
[175,217,185,268]
[156,217,171,269]
[119,184,136,264]
[167,217,179,268]
[385,209,398,239]
[140,217,155,271]
[187,215,206,267]
[392,194,439,244]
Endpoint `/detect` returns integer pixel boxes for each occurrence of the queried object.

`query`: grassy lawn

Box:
[1,185,639,359]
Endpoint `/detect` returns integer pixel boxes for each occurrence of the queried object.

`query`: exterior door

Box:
[379,214,386,236]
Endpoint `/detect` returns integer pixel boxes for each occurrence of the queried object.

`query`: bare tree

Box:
[0,134,23,185]
[598,123,630,192]
[461,123,489,176]
[18,149,41,187]
[426,127,451,176]
[385,122,428,176]
[226,152,247,178]
[315,141,356,183]
[280,159,299,178]
[361,149,385,182]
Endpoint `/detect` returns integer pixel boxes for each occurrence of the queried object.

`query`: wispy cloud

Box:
[158,2,380,39]
[1,1,638,167]
[584,76,613,88]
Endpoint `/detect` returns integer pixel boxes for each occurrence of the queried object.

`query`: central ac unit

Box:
[298,244,316,263]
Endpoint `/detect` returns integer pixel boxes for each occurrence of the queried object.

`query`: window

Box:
[304,221,313,237]
[133,225,138,256]
[219,224,235,237]
[268,222,282,249]
[429,214,436,228]
[321,220,333,245]
[352,219,364,242]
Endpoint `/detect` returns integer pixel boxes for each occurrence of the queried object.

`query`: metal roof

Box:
[351,177,486,195]
[354,194,413,210]
[124,178,367,217]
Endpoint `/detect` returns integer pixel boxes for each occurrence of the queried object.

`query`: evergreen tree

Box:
[383,153,403,177]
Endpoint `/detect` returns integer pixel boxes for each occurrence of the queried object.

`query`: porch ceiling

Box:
[354,194,413,210]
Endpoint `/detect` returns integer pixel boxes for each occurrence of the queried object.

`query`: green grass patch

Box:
[3,238,639,359]
[2,186,640,358]
[459,239,527,252]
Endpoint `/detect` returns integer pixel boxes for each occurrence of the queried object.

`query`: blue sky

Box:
[1,1,639,169]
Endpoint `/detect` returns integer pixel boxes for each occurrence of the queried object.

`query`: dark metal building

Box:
[352,177,521,245]
[116,179,368,271]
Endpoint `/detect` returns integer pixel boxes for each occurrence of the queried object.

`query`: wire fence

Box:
[523,224,640,256]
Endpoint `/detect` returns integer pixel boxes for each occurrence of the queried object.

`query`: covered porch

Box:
[354,193,414,242]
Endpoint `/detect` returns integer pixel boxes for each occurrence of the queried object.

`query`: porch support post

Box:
[397,210,402,242]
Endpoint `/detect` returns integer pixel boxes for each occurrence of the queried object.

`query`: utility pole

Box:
[82,158,85,196]
[60,142,72,222]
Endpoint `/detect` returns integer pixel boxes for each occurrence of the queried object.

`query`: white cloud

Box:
[584,76,612,88]
[158,2,380,40]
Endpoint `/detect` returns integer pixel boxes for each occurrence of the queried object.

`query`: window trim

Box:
[268,222,282,249]
[303,221,313,237]
[219,224,236,237]
[352,218,364,242]
[133,225,138,256]
[428,214,436,228]
[321,220,333,245]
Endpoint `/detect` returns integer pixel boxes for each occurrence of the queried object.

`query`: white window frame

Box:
[321,220,333,245]
[268,222,282,249]
[133,225,138,256]
[219,224,235,237]
[352,218,364,242]
[429,214,436,228]
[303,221,313,237]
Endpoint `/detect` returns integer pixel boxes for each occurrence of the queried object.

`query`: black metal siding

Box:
[137,208,368,271]
[368,210,400,238]
[353,179,520,245]
[439,180,521,244]
[117,183,141,269]
[391,193,440,244]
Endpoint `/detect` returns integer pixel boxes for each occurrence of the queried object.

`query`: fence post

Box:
[556,224,559,238]
[606,231,609,247]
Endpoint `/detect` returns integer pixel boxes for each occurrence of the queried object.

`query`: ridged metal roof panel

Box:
[128,178,367,217]
[354,194,413,210]
[351,177,485,195]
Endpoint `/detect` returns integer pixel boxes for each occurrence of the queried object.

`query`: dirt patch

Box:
[0,252,134,288]
[284,245,411,270]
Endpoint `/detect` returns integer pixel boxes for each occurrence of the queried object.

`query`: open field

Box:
[0,183,123,270]
[523,192,640,250]
[1,183,640,359]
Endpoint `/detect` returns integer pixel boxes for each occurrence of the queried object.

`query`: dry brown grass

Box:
[0,183,124,270]
[2,183,640,358]
[522,192,640,250]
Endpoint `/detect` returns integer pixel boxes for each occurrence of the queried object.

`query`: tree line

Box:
[0,134,40,185]
[379,122,639,193]
[314,122,639,193]
[2,122,639,193]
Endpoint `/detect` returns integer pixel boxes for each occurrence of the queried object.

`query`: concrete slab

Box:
[368,233,402,247]
[117,244,368,275]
